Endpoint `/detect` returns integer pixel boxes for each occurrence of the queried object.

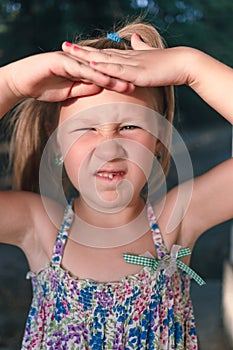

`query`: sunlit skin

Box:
[0,32,232,284]
[59,88,161,228]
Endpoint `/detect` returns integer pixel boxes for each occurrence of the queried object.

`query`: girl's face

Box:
[59,88,162,212]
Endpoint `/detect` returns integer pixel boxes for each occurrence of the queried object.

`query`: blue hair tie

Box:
[107,32,122,43]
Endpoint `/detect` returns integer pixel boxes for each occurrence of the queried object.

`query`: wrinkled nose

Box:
[94,139,127,161]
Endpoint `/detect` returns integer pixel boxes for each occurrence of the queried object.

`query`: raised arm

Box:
[62,34,233,122]
[182,47,233,122]
[0,49,134,249]
[0,51,134,118]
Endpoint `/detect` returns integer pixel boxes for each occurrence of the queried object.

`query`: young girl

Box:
[0,20,232,349]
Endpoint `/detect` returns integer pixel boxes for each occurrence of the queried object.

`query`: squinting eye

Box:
[70,128,96,133]
[121,125,140,130]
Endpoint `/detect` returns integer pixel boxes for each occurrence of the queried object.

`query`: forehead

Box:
[60,88,156,123]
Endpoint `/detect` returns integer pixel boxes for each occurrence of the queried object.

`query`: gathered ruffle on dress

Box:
[22,200,198,349]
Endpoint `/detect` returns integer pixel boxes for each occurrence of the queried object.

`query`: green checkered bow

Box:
[123,244,205,286]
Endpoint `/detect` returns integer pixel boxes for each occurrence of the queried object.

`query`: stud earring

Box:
[55,155,63,166]
[157,152,162,162]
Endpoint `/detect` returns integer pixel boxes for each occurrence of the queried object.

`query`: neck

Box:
[74,195,146,228]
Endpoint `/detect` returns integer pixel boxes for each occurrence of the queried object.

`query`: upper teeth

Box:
[97,172,115,179]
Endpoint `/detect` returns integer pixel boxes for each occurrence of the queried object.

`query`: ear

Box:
[131,33,152,51]
[154,139,163,157]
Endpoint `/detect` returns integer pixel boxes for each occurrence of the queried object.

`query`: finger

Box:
[86,73,135,93]
[61,59,135,94]
[62,42,131,55]
[73,78,135,95]
[62,42,99,53]
[90,61,142,86]
[69,82,102,98]
[62,42,102,63]
[62,42,130,65]
[131,33,152,51]
[104,79,135,94]
[61,56,133,93]
[78,76,135,94]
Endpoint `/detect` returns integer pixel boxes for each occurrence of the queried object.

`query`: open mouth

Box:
[96,171,125,181]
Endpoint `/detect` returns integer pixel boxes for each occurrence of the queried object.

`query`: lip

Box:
[95,169,126,181]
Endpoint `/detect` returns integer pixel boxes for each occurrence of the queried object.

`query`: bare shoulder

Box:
[152,179,195,251]
[0,190,39,246]
[0,190,64,270]
[156,159,233,251]
[22,193,65,270]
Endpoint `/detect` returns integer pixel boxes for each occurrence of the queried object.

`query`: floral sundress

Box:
[22,200,198,349]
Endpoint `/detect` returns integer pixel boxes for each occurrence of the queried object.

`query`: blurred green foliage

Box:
[0,0,232,128]
[0,0,232,64]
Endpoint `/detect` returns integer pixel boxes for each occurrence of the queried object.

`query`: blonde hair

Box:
[9,99,60,192]
[10,19,174,195]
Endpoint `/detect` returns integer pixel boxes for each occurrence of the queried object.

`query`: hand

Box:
[62,34,193,88]
[63,35,233,120]
[1,51,135,103]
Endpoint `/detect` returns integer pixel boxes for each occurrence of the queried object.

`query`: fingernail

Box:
[65,41,72,47]
[91,61,98,66]
[135,33,140,39]
[73,45,79,51]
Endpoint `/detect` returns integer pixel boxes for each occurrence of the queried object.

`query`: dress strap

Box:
[123,201,206,286]
[146,201,168,259]
[52,199,74,265]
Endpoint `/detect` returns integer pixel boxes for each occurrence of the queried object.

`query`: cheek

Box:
[134,135,157,171]
[63,150,79,189]
[127,146,154,187]
[133,132,157,154]
[63,142,90,189]
[143,136,158,154]
[62,132,94,165]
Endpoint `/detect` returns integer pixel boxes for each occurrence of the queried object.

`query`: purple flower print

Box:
[94,289,114,308]
[54,240,63,256]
